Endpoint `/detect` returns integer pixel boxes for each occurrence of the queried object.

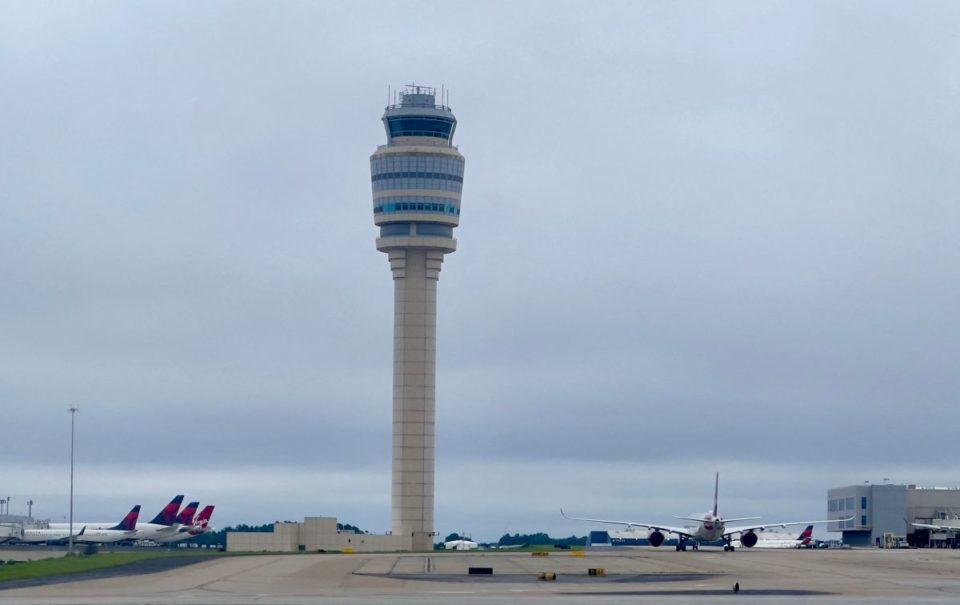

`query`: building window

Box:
[380,223,412,237]
[861,515,867,526]
[829,499,837,512]
[386,116,455,139]
[415,223,453,238]
[845,497,854,511]
[838,499,845,511]
[861,497,867,510]
[373,195,460,216]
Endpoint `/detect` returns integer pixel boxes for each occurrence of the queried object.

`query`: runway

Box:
[3,547,960,604]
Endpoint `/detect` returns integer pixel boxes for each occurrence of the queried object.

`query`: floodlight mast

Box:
[68,406,79,554]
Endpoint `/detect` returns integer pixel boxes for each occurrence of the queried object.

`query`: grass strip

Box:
[0,552,209,583]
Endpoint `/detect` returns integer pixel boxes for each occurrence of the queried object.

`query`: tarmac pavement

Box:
[2,547,960,604]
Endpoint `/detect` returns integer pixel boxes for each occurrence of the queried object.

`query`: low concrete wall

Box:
[337,533,410,552]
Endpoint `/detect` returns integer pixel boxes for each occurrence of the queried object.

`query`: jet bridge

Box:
[0,523,24,543]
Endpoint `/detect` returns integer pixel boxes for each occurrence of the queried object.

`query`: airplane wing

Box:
[913,522,960,532]
[561,509,695,539]
[723,517,851,539]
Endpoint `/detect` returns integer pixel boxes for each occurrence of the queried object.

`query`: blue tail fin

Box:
[149,495,184,526]
[175,502,200,525]
[109,505,141,531]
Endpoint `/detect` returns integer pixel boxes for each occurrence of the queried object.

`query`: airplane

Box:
[134,496,191,541]
[76,505,141,544]
[156,504,216,544]
[51,495,186,541]
[20,525,86,544]
[731,524,814,549]
[563,472,849,551]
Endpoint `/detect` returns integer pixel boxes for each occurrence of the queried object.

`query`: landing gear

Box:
[676,538,686,551]
[723,539,736,552]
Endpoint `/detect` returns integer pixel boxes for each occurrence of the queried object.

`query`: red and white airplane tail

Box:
[187,505,215,535]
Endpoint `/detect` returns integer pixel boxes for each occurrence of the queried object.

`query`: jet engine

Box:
[739,531,758,548]
[648,530,665,547]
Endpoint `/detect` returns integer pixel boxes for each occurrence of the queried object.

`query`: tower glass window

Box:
[386,116,455,139]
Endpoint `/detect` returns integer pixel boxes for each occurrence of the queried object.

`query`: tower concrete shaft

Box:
[371,85,464,551]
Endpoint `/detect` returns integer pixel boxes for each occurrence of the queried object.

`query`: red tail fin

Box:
[187,505,215,536]
[110,505,141,531]
[149,495,184,526]
[175,502,200,525]
[194,505,215,527]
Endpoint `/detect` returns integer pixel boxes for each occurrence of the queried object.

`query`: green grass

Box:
[0,551,214,583]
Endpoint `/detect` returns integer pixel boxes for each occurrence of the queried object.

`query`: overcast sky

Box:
[2,1,958,542]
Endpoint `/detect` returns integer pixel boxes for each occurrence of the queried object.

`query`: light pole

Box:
[68,406,79,555]
[27,500,33,519]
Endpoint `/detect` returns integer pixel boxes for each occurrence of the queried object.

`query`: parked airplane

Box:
[563,473,847,551]
[52,495,186,541]
[156,504,216,544]
[76,505,141,544]
[20,526,86,544]
[134,495,190,541]
[731,524,814,549]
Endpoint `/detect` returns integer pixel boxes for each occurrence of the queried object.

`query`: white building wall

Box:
[226,518,412,553]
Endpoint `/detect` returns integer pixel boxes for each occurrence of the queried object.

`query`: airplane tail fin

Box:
[195,505,215,526]
[175,502,200,526]
[149,495,184,526]
[798,524,814,544]
[713,472,720,516]
[187,505,215,535]
[109,505,141,531]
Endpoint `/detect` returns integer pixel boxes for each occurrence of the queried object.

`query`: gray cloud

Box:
[2,1,958,541]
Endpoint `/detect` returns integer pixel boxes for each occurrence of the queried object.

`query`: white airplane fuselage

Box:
[684,513,726,543]
[731,535,801,549]
[53,521,182,540]
[134,523,183,541]
[76,529,135,544]
[750,538,803,549]
[20,528,84,544]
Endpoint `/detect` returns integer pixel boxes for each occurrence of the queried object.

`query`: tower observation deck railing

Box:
[377,143,459,150]
[385,101,451,112]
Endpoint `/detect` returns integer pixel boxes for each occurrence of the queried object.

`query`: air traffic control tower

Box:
[370,85,465,551]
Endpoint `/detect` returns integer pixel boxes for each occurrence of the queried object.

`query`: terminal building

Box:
[828,483,960,548]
